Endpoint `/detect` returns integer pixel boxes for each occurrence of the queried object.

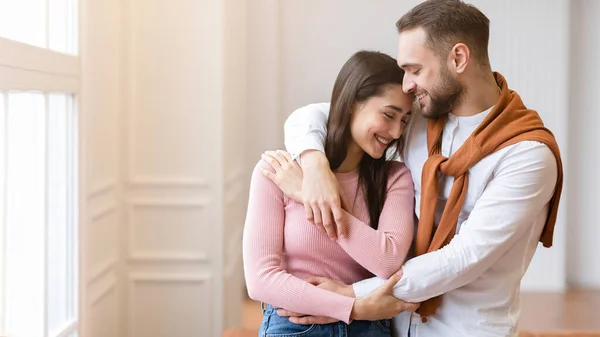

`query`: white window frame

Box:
[0,38,79,93]
[0,6,83,337]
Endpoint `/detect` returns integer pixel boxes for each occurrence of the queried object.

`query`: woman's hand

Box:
[261,149,350,240]
[276,275,351,325]
[261,150,304,203]
[299,150,348,239]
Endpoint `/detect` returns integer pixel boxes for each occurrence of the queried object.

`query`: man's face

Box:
[397,27,465,118]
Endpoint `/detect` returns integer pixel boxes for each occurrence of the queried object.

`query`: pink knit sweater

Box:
[243,160,414,323]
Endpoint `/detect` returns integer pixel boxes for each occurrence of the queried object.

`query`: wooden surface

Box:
[520,290,600,331]
[228,290,600,336]
[242,300,262,331]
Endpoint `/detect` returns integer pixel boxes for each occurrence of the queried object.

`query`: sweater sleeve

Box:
[336,162,415,278]
[242,160,356,323]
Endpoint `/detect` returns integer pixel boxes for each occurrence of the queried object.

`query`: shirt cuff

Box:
[288,133,326,166]
[352,277,386,299]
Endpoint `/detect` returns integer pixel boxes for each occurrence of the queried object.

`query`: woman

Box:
[243,50,415,337]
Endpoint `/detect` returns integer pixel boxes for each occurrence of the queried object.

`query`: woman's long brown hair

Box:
[325,50,406,229]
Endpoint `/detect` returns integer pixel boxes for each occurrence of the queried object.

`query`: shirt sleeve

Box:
[283,103,330,163]
[243,160,356,323]
[353,141,559,301]
[336,163,415,279]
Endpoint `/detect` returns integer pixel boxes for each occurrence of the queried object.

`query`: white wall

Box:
[245,1,285,170]
[279,0,420,113]
[81,0,250,335]
[121,0,219,333]
[120,0,248,336]
[473,0,570,291]
[246,0,589,291]
[567,0,600,288]
[80,0,125,336]
[222,0,249,330]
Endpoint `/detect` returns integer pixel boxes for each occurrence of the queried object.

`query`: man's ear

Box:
[450,43,470,74]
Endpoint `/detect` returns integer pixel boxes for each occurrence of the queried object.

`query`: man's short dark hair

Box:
[396,0,491,66]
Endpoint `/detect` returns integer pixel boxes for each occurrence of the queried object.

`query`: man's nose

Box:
[403,77,416,94]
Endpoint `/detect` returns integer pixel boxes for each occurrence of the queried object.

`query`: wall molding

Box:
[127,270,212,337]
[129,252,209,263]
[129,198,211,208]
[90,275,117,306]
[88,179,117,199]
[129,272,211,283]
[90,200,118,221]
[129,175,209,188]
[88,256,118,285]
[127,198,212,260]
[54,321,78,337]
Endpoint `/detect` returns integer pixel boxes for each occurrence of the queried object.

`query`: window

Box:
[0,1,80,337]
[0,0,78,54]
[0,92,78,337]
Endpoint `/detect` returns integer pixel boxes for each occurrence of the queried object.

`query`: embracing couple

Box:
[242,0,564,336]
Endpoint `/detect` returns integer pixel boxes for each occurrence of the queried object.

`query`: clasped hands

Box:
[276,271,419,325]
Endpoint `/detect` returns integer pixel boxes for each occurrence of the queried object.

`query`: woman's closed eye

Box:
[383,112,394,120]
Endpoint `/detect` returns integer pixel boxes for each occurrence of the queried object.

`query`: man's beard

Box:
[418,65,465,119]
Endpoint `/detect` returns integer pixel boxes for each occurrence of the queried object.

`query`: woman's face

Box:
[348,85,413,159]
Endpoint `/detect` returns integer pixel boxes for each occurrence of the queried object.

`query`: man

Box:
[263,0,563,336]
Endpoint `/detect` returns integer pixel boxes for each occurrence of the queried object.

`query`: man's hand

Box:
[278,273,418,325]
[261,150,304,202]
[301,150,347,239]
[351,272,420,321]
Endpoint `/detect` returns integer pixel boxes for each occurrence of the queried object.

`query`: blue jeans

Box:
[259,303,392,337]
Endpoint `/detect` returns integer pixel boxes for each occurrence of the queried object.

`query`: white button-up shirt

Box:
[284,103,558,337]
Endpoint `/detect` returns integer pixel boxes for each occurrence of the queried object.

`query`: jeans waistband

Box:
[261,302,275,314]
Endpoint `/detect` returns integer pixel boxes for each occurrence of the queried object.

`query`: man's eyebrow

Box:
[399,63,421,69]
